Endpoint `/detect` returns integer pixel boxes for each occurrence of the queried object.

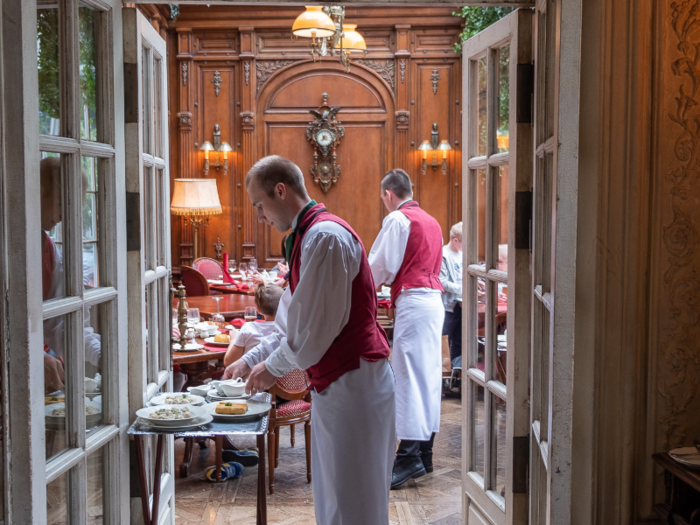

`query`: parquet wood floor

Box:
[173,396,462,524]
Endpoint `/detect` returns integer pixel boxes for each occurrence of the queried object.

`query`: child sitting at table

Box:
[223,282,283,367]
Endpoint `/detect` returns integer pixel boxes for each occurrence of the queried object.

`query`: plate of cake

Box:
[206,399,271,421]
[204,333,231,346]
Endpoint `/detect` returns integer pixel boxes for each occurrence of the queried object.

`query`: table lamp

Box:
[170,178,222,259]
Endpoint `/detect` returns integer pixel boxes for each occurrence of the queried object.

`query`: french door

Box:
[123,8,174,524]
[461,9,532,525]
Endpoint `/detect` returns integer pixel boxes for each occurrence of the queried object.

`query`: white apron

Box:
[393,289,444,441]
[311,358,396,525]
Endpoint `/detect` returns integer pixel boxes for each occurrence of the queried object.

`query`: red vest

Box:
[289,203,391,392]
[390,201,444,304]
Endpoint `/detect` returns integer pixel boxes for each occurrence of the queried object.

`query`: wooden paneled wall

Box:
[161,6,463,268]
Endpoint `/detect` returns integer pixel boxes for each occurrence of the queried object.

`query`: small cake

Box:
[45,396,65,405]
[214,333,230,343]
[215,402,248,415]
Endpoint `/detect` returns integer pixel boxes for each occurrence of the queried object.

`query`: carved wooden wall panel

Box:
[167,6,462,266]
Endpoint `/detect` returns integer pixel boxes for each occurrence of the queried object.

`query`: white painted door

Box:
[123,8,174,524]
[461,9,532,525]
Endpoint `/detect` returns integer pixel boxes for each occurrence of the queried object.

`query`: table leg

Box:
[257,433,267,525]
[134,435,151,525]
[151,435,164,525]
[215,435,223,482]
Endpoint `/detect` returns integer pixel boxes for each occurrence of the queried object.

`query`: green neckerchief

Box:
[398,199,415,210]
[285,200,317,263]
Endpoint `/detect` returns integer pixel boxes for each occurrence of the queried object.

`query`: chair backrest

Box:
[269,369,309,401]
[193,257,223,280]
[180,265,210,297]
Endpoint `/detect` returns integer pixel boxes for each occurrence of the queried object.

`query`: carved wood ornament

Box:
[256,60,294,93]
[181,62,188,86]
[358,59,395,93]
[212,70,222,96]
[430,68,441,95]
[306,93,345,193]
[244,62,250,86]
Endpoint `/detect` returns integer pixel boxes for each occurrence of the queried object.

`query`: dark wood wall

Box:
[160,6,463,268]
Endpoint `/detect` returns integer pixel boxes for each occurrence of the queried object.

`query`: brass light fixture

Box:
[418,123,451,175]
[292,6,367,73]
[200,124,233,176]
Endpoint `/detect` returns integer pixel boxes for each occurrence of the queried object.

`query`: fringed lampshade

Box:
[170,178,222,217]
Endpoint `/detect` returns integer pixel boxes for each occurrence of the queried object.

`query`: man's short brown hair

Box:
[380,169,413,200]
[246,155,309,198]
[254,282,284,317]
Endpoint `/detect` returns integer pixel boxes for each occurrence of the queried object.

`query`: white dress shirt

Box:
[244,206,363,378]
[368,207,411,287]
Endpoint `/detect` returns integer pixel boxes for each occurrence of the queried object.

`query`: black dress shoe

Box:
[222,449,259,467]
[390,457,427,489]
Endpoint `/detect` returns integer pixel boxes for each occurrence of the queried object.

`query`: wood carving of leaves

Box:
[661,0,700,449]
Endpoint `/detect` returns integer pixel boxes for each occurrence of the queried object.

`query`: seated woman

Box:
[223,282,284,367]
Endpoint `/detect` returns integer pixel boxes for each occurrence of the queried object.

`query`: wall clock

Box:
[306,93,345,193]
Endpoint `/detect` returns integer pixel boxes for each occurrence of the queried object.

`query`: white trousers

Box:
[393,290,444,441]
[311,358,396,525]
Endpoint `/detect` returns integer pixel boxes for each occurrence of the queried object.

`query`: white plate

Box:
[135,404,206,427]
[172,343,204,352]
[206,399,271,420]
[207,391,252,402]
[140,413,214,431]
[149,393,205,407]
[45,400,102,429]
[203,337,230,346]
[670,447,700,468]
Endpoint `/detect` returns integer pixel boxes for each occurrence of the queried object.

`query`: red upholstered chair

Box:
[267,369,312,494]
[180,265,210,297]
[193,257,223,280]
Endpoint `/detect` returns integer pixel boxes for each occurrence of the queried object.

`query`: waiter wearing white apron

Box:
[368,168,445,489]
[224,155,396,525]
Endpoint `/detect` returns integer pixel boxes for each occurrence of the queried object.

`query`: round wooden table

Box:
[173,294,256,320]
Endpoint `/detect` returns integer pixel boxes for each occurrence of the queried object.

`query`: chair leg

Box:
[275,427,280,468]
[180,437,194,478]
[305,421,311,483]
[290,424,295,447]
[268,425,275,494]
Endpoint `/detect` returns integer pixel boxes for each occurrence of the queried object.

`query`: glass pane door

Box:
[461,9,532,525]
[123,8,174,523]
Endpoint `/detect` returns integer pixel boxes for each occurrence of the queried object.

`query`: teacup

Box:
[212,378,247,397]
[84,377,99,394]
[207,325,218,337]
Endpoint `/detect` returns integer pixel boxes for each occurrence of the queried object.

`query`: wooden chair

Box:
[267,369,312,494]
[193,257,223,280]
[180,265,210,296]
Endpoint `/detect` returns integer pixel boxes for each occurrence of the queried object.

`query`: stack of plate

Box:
[172,342,204,352]
[207,391,251,403]
[669,447,700,469]
[135,404,212,431]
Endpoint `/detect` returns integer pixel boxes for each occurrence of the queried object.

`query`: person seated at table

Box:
[251,235,290,288]
[223,282,283,367]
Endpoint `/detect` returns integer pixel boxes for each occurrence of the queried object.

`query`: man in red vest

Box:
[369,169,445,489]
[223,155,396,525]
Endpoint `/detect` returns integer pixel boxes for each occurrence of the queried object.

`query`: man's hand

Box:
[245,362,277,395]
[44,354,65,393]
[223,359,251,381]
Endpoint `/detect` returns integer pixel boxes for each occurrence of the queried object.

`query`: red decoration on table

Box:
[222,253,236,284]
[237,283,250,292]
[230,319,246,328]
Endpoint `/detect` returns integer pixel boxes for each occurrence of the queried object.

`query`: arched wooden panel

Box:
[256,60,395,264]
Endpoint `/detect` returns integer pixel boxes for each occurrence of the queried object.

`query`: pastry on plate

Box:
[45,396,65,405]
[215,402,248,415]
[214,333,230,343]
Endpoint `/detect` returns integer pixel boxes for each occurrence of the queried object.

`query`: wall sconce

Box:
[418,123,451,175]
[200,123,232,176]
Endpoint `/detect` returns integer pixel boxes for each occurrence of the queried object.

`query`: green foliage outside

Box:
[453,7,515,53]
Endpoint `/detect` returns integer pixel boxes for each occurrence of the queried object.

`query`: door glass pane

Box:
[46,471,68,524]
[87,449,106,523]
[497,45,510,153]
[156,169,164,267]
[473,275,485,370]
[472,382,485,478]
[154,56,163,159]
[495,283,508,385]
[79,5,99,141]
[82,156,99,288]
[476,169,487,265]
[141,46,151,154]
[41,153,66,301]
[496,165,509,271]
[37,4,60,136]
[492,394,506,498]
[85,302,104,433]
[144,167,154,268]
[44,313,69,460]
[476,56,488,157]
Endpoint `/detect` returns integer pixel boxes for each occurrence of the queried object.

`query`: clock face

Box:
[315,129,335,147]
